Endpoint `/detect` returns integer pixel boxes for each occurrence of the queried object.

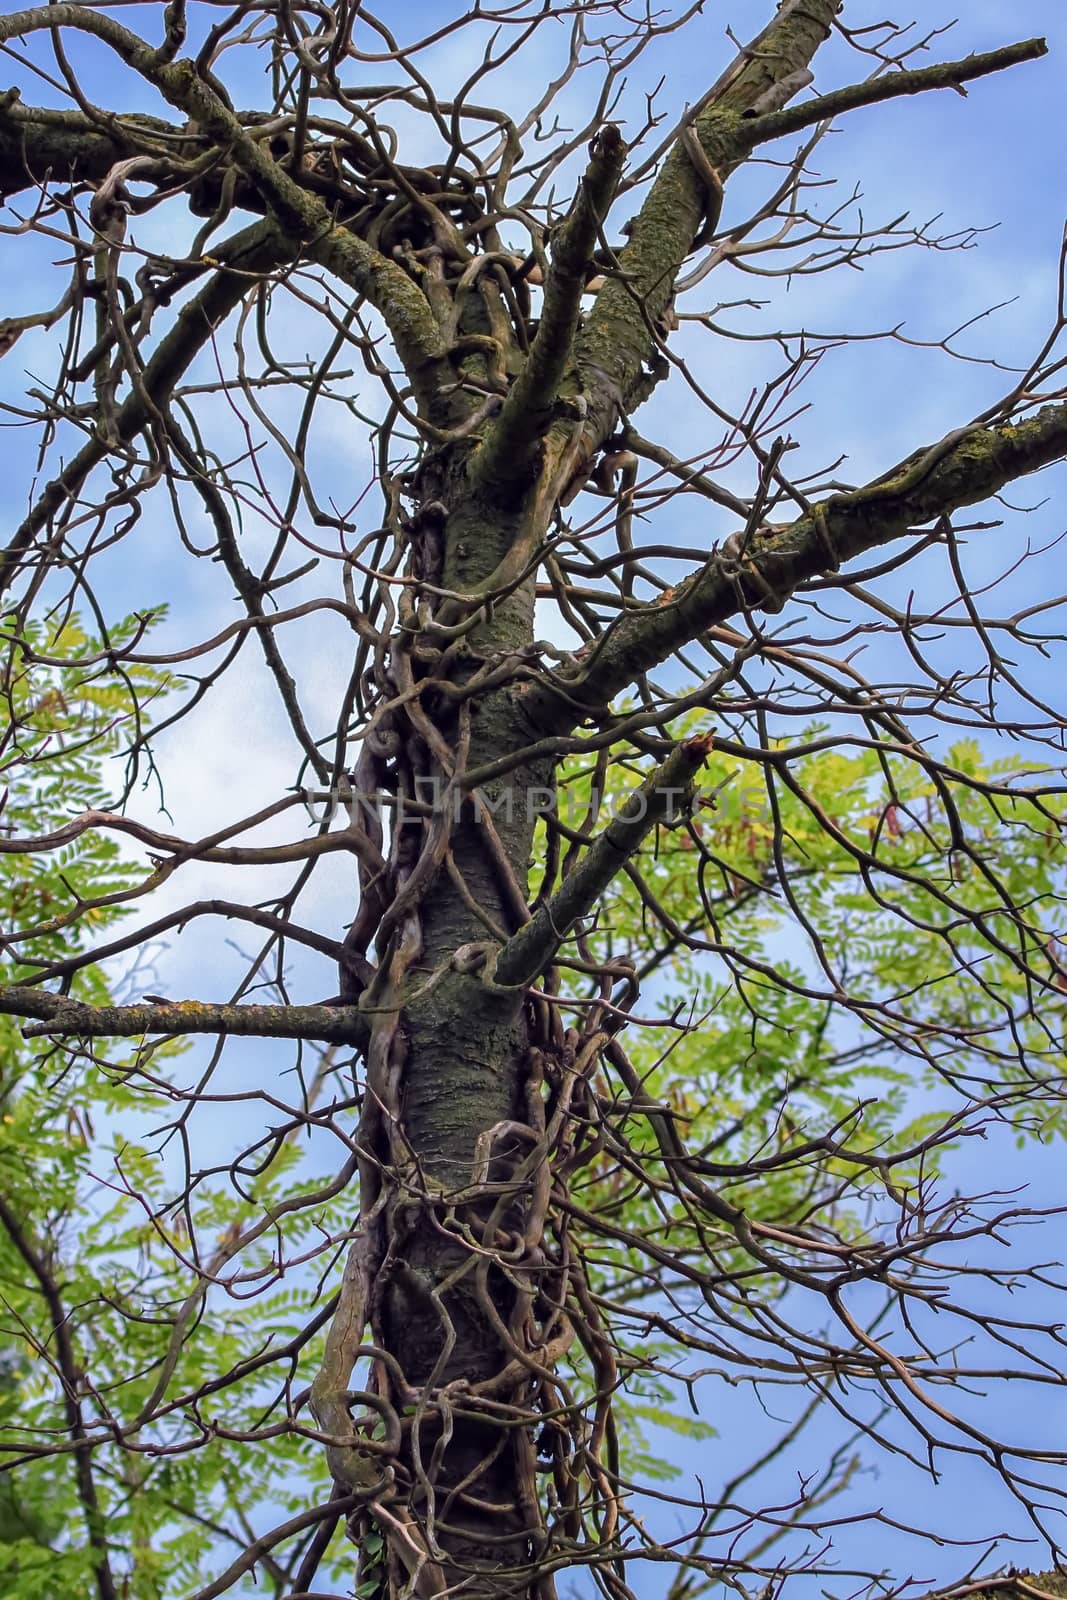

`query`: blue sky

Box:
[2,1,1067,1593]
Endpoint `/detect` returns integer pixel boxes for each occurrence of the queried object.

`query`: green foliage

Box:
[553,722,1067,1161]
[0,619,352,1596]
[0,616,170,1592]
[544,724,1067,1453]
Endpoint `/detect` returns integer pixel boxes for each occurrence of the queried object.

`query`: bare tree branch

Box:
[0,987,366,1045]
[473,123,626,489]
[739,35,1049,150]
[494,733,712,986]
[545,401,1067,719]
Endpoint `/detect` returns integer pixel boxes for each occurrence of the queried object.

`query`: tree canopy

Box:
[1,3,1067,1598]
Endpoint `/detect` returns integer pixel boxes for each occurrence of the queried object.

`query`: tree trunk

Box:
[339,449,564,1592]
